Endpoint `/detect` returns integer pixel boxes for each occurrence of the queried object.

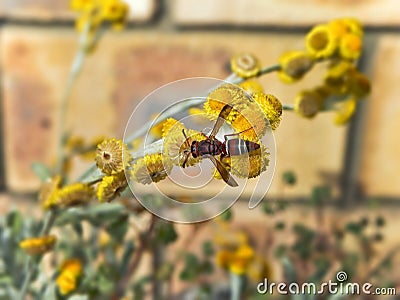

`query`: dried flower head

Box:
[131,153,172,184]
[96,172,128,202]
[324,61,353,95]
[294,90,324,118]
[230,53,261,78]
[278,50,314,83]
[348,70,371,99]
[253,92,283,130]
[334,97,357,125]
[95,138,131,175]
[306,24,338,59]
[56,258,83,295]
[19,235,57,255]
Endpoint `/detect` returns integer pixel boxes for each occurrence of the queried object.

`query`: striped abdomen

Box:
[226,139,260,156]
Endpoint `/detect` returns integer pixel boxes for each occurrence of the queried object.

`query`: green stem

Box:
[55,24,90,175]
[230,272,246,300]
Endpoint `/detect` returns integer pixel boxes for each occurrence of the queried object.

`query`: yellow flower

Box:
[39,175,62,208]
[44,183,94,209]
[228,244,255,275]
[278,51,314,83]
[56,258,83,295]
[230,107,267,142]
[213,156,231,180]
[324,60,353,95]
[253,92,282,130]
[239,80,264,95]
[162,120,204,167]
[348,70,371,99]
[329,18,363,39]
[216,250,233,269]
[161,118,180,138]
[99,0,129,30]
[230,146,269,178]
[131,153,172,184]
[334,97,357,125]
[340,33,362,60]
[19,235,57,255]
[230,53,261,78]
[95,138,131,175]
[306,24,338,59]
[96,172,128,202]
[294,90,324,119]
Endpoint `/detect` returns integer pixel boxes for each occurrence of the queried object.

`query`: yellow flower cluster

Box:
[131,153,172,185]
[306,18,363,60]
[230,53,261,78]
[56,259,83,295]
[276,18,370,124]
[71,0,129,32]
[19,235,57,255]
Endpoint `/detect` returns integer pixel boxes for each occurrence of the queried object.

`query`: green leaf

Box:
[310,186,331,206]
[282,170,297,185]
[120,241,135,276]
[5,211,23,236]
[155,222,177,245]
[105,214,129,241]
[202,241,214,257]
[220,209,233,222]
[31,162,52,182]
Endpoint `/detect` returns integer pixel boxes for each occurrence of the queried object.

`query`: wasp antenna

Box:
[182,129,190,147]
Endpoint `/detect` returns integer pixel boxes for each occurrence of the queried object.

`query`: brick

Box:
[0,0,156,23]
[172,0,400,27]
[1,28,347,196]
[359,36,400,198]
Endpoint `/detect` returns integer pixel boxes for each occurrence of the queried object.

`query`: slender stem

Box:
[55,24,90,175]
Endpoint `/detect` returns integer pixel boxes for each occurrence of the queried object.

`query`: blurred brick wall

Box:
[0,0,399,203]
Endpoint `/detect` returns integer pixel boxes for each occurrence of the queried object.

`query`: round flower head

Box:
[239,80,264,95]
[306,24,338,59]
[19,235,57,255]
[96,172,128,202]
[340,33,362,60]
[329,18,363,38]
[334,97,357,125]
[55,183,94,208]
[278,50,314,83]
[348,70,371,99]
[324,60,353,95]
[228,244,255,275]
[294,90,324,118]
[131,153,172,185]
[56,259,83,295]
[252,93,282,130]
[95,138,131,175]
[230,53,261,78]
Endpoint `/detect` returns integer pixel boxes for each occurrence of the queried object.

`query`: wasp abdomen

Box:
[226,139,260,156]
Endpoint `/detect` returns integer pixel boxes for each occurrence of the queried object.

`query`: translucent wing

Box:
[204,154,238,187]
[209,104,233,139]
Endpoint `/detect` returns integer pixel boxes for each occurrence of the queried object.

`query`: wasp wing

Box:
[204,154,238,187]
[209,104,233,139]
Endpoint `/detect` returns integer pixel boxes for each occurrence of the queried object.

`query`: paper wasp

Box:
[181,104,261,187]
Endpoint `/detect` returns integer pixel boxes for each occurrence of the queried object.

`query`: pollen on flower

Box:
[131,153,172,184]
[96,172,128,202]
[95,138,131,175]
[230,53,261,78]
[19,235,57,255]
[55,183,94,208]
[230,146,269,179]
[252,93,282,130]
